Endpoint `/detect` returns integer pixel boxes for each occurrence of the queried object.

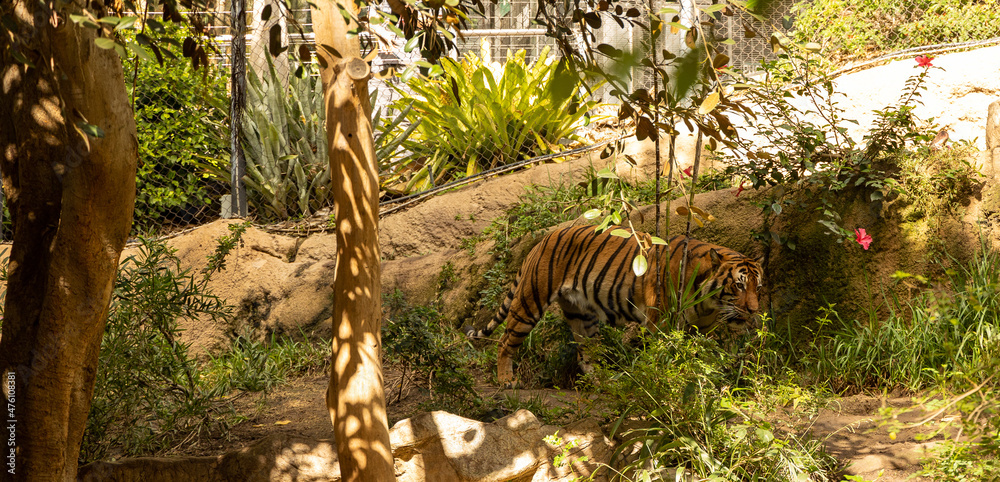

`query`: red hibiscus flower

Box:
[854,228,873,250]
[915,55,934,67]
[680,166,693,179]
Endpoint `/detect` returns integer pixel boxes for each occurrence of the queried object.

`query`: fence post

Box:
[230,0,248,218]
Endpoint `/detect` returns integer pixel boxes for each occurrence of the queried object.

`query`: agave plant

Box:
[384,47,599,194]
[240,57,329,221]
[236,58,417,220]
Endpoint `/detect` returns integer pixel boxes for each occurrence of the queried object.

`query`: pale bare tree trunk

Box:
[0,0,137,480]
[309,0,395,480]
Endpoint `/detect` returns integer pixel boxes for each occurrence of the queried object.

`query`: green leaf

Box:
[650,236,667,245]
[404,33,422,53]
[595,168,619,179]
[610,229,631,238]
[76,121,105,138]
[583,209,602,220]
[69,14,99,29]
[94,37,116,50]
[115,16,138,31]
[632,254,648,276]
[127,41,154,62]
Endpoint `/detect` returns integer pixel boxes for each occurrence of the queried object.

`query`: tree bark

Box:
[0,0,137,480]
[309,0,395,480]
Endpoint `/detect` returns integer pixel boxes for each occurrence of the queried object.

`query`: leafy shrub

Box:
[81,237,233,462]
[382,290,483,417]
[718,46,980,246]
[591,330,837,480]
[126,24,229,232]
[792,0,1000,62]
[384,48,599,194]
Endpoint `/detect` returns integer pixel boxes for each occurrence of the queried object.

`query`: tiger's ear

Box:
[709,248,722,270]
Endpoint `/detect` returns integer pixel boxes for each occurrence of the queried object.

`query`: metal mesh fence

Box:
[2,0,995,240]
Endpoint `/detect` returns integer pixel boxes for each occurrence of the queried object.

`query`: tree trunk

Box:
[0,0,137,480]
[309,0,395,480]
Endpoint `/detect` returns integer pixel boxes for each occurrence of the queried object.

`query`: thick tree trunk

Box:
[309,0,395,480]
[0,0,137,480]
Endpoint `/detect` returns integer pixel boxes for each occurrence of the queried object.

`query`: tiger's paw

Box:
[498,377,521,389]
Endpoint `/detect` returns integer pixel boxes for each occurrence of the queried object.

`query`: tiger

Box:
[466,224,763,386]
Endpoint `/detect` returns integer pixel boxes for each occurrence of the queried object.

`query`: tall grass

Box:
[809,244,1000,393]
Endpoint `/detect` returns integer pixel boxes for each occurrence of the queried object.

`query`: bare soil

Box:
[172,369,947,481]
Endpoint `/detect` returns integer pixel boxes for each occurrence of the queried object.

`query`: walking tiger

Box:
[466,224,764,385]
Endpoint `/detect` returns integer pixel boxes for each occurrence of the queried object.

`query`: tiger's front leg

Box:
[563,310,602,376]
[496,332,517,387]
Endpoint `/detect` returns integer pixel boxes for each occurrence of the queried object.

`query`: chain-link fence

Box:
[2,0,994,240]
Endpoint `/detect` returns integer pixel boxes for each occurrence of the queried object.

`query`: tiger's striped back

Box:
[468,224,763,385]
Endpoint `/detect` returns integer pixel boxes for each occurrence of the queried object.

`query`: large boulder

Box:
[77,410,614,482]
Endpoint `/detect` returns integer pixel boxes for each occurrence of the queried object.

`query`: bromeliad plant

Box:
[383,47,599,194]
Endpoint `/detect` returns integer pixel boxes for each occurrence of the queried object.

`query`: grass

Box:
[201,330,331,394]
[808,243,1000,393]
[800,241,1000,480]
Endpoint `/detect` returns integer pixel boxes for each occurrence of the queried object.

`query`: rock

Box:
[78,434,340,482]
[987,100,1000,150]
[78,410,614,482]
[390,409,611,482]
[155,220,338,354]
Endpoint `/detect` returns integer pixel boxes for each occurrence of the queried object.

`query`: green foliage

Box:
[384,48,598,194]
[202,331,331,393]
[240,57,330,221]
[888,144,982,221]
[81,237,233,462]
[718,46,977,246]
[591,331,837,481]
[809,245,1000,393]
[513,312,580,388]
[382,290,483,417]
[126,24,229,231]
[792,0,1000,62]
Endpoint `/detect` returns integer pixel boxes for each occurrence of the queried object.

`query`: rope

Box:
[826,37,1000,79]
[377,135,624,216]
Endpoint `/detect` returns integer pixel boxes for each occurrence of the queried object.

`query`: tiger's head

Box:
[707,248,764,334]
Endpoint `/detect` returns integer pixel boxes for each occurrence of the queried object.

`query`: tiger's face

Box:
[714,254,764,333]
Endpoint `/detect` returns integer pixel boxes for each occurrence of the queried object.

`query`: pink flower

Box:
[915,55,933,67]
[733,180,746,197]
[854,228,872,250]
[681,166,693,178]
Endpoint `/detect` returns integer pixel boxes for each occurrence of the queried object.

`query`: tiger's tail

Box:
[464,279,518,338]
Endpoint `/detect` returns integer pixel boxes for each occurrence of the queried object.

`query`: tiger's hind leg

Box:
[560,303,603,376]
[495,298,546,387]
